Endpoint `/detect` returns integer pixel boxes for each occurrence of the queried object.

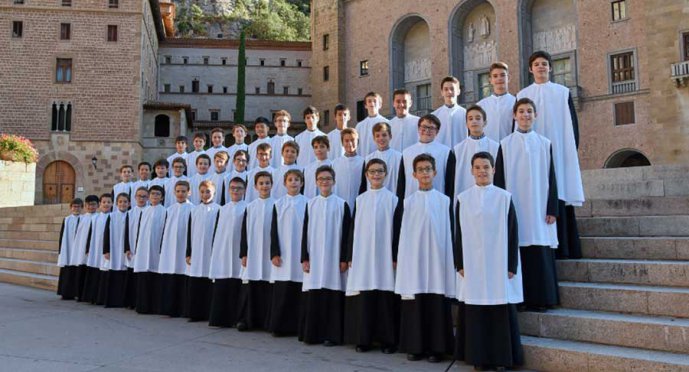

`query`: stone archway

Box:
[389,14,432,114]
[42,161,75,204]
[35,151,85,204]
[604,149,651,168]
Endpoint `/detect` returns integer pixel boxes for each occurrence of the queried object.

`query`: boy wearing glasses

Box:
[395,154,455,363]
[133,185,166,314]
[402,114,455,198]
[299,165,351,346]
[344,159,403,354]
[165,158,189,207]
[123,186,149,308]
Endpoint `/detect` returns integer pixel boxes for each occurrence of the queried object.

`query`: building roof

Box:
[143,100,193,126]
[160,38,311,51]
[149,0,166,41]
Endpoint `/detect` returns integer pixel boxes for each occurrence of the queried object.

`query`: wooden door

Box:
[43,161,75,204]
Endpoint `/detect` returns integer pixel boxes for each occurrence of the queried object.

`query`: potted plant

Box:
[0,134,39,164]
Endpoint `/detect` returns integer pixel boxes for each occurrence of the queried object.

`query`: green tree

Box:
[176,3,207,37]
[234,29,246,125]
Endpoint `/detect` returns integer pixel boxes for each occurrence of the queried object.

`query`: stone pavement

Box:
[0,283,472,372]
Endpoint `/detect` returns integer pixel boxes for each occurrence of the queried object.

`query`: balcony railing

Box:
[671,60,689,87]
[611,80,636,94]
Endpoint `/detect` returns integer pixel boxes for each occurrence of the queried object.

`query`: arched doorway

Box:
[389,15,432,115]
[604,149,651,168]
[43,161,75,204]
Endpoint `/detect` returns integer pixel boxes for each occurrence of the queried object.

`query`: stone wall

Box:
[0,161,36,208]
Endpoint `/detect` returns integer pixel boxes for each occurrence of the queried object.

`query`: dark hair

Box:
[70,198,84,207]
[440,76,460,87]
[175,135,188,143]
[282,140,300,155]
[372,122,391,135]
[172,157,187,168]
[303,105,319,118]
[119,164,134,173]
[413,153,436,172]
[234,149,250,162]
[174,180,190,191]
[471,151,495,167]
[153,159,169,169]
[466,105,487,121]
[311,135,330,149]
[489,61,509,73]
[365,158,387,174]
[149,185,165,198]
[315,165,336,181]
[392,88,411,99]
[334,103,349,114]
[254,170,273,185]
[254,116,271,127]
[283,169,304,184]
[137,162,151,171]
[116,192,131,203]
[256,142,272,153]
[512,97,537,114]
[418,114,441,130]
[85,195,100,203]
[364,91,382,101]
[196,154,211,165]
[528,50,553,68]
[99,193,113,202]
[228,176,247,188]
[135,186,149,195]
[193,132,206,141]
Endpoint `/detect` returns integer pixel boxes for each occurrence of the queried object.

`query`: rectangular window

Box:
[13,0,24,4]
[165,56,171,64]
[62,0,71,6]
[611,0,627,21]
[297,59,302,67]
[683,32,689,62]
[280,59,286,67]
[223,86,228,94]
[298,88,303,95]
[192,80,199,93]
[207,85,213,93]
[416,84,432,113]
[610,51,636,93]
[183,57,188,64]
[323,110,330,127]
[56,58,72,83]
[51,102,72,132]
[260,59,265,66]
[255,87,260,94]
[190,109,196,121]
[108,0,118,8]
[614,101,635,125]
[323,34,329,50]
[163,84,170,93]
[203,57,209,65]
[107,25,117,42]
[221,58,227,65]
[478,72,492,100]
[179,85,185,93]
[356,100,365,122]
[552,57,574,87]
[323,66,330,81]
[283,86,289,95]
[60,23,71,40]
[210,111,219,121]
[360,60,369,76]
[12,21,22,38]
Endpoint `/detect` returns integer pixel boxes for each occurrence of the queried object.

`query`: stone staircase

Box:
[0,204,66,291]
[0,166,689,370]
[520,165,689,371]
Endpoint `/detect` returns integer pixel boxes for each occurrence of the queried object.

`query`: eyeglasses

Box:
[419,125,438,132]
[415,166,434,174]
[173,165,185,169]
[229,186,245,191]
[367,169,385,175]
[316,176,334,182]
[135,194,148,198]
[234,159,247,163]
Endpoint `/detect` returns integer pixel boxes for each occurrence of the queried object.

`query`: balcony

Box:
[611,81,636,94]
[671,61,689,87]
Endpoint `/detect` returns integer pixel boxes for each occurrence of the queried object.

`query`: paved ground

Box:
[0,283,474,371]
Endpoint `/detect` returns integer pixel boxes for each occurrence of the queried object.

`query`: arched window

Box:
[390,15,432,115]
[154,114,171,137]
[51,101,72,132]
[604,149,651,168]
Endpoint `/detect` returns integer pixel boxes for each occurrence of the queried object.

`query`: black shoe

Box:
[323,340,336,347]
[355,345,370,352]
[235,321,248,332]
[427,354,442,363]
[381,346,396,354]
[406,353,422,361]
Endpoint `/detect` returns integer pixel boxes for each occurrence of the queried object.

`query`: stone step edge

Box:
[558,258,689,265]
[525,308,689,328]
[0,256,58,266]
[522,336,689,368]
[559,281,689,294]
[0,267,58,281]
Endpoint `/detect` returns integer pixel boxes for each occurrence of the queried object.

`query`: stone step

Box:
[0,223,63,233]
[0,204,69,217]
[522,336,689,372]
[0,230,60,242]
[581,237,689,260]
[0,216,66,225]
[559,281,689,318]
[578,216,689,237]
[0,247,57,262]
[582,164,689,200]
[577,197,689,217]
[0,238,59,251]
[519,308,689,354]
[0,268,57,291]
[557,259,689,288]
[0,257,59,277]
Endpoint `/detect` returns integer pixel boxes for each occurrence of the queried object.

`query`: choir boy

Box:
[224,150,249,202]
[237,171,276,331]
[303,136,332,198]
[402,114,455,198]
[73,195,99,301]
[124,186,148,308]
[455,151,524,370]
[209,177,247,327]
[268,110,295,168]
[166,136,189,177]
[477,62,516,142]
[112,165,134,205]
[389,89,419,152]
[394,154,455,363]
[132,162,152,193]
[132,185,166,314]
[206,128,227,173]
[295,106,325,166]
[208,151,229,205]
[149,159,169,189]
[344,159,402,354]
[332,128,365,210]
[57,198,83,300]
[327,104,351,160]
[364,122,404,197]
[165,158,189,207]
[101,192,130,308]
[494,98,559,311]
[273,141,303,200]
[249,117,272,169]
[245,143,276,203]
[299,165,351,346]
[268,169,308,336]
[189,154,212,205]
[185,180,221,321]
[517,50,584,258]
[158,181,194,317]
[187,132,207,177]
[453,105,499,201]
[81,194,113,304]
[431,76,467,148]
[355,92,389,156]
[227,124,250,170]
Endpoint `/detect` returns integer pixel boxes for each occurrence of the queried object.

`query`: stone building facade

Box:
[310,0,689,169]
